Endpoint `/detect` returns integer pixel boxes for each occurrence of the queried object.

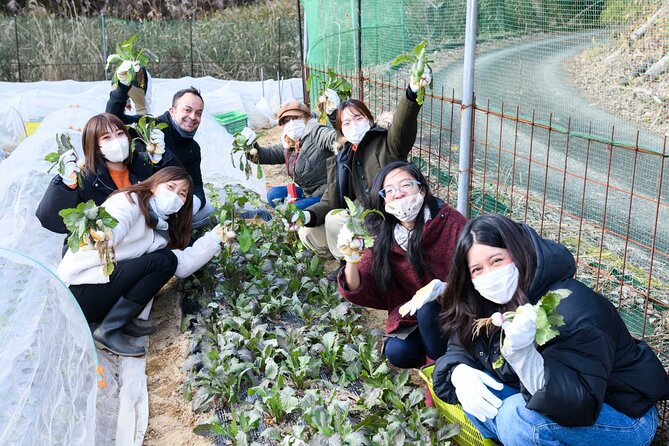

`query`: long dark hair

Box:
[81,113,131,175]
[438,214,537,351]
[113,166,194,249]
[366,161,432,295]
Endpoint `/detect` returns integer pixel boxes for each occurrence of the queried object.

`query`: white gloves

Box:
[451,363,504,422]
[336,225,364,264]
[324,88,341,115]
[148,129,166,164]
[192,196,202,215]
[399,279,446,316]
[59,149,79,187]
[410,65,432,93]
[241,127,257,144]
[501,303,545,395]
[502,304,537,351]
[116,60,140,86]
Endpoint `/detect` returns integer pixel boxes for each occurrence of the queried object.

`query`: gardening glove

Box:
[212,223,236,244]
[409,65,432,93]
[58,149,79,188]
[147,129,166,164]
[324,88,341,115]
[116,60,140,86]
[283,208,306,232]
[399,279,446,317]
[336,225,363,264]
[501,303,545,395]
[451,363,504,422]
[241,127,257,145]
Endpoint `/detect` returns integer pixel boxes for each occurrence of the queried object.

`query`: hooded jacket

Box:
[337,198,466,333]
[304,89,421,226]
[106,83,205,209]
[432,225,669,427]
[253,118,337,197]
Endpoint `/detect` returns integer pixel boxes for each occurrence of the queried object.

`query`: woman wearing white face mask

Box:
[244,99,338,210]
[298,73,426,275]
[57,167,226,357]
[338,162,466,383]
[37,113,173,235]
[432,214,669,445]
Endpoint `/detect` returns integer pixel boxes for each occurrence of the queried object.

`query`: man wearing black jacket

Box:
[106,72,212,228]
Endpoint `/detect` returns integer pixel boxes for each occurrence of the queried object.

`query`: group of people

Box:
[36,63,668,445]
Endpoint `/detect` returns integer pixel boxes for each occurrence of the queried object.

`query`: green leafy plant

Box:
[44,133,84,181]
[129,115,168,159]
[106,34,159,87]
[332,197,384,258]
[59,200,119,276]
[249,375,299,424]
[473,289,572,368]
[391,40,434,105]
[230,132,263,180]
[307,68,353,122]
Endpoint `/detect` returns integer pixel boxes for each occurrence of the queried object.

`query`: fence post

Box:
[101,10,108,81]
[14,15,22,82]
[190,15,194,77]
[297,0,307,104]
[277,19,282,80]
[357,0,364,99]
[456,0,478,217]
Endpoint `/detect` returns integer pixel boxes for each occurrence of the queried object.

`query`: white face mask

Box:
[100,137,130,163]
[283,119,306,141]
[384,193,424,223]
[151,187,185,217]
[342,120,371,145]
[471,262,519,305]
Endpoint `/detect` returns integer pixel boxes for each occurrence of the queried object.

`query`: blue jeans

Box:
[384,300,448,368]
[467,385,659,446]
[266,185,321,210]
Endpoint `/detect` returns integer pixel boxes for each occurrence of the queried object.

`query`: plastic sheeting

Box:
[0,76,303,446]
[0,105,27,155]
[0,248,98,446]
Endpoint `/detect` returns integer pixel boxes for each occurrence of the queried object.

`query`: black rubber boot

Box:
[93,297,146,357]
[123,318,157,337]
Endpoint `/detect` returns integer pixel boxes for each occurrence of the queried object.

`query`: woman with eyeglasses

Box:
[337,161,466,372]
[297,68,432,274]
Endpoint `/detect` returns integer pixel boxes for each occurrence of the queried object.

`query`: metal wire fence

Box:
[0,14,301,82]
[306,62,669,441]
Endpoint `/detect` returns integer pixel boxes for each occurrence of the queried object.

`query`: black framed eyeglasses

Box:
[379,179,421,199]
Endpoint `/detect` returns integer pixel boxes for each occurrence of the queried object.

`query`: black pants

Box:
[70,249,178,323]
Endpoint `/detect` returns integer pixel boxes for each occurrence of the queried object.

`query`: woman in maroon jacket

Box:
[337,161,467,368]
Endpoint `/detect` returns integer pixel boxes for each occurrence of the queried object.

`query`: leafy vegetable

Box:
[307,68,353,122]
[230,132,263,180]
[106,34,159,87]
[44,133,84,182]
[390,40,434,105]
[473,289,572,369]
[333,197,384,257]
[129,115,168,160]
[59,200,119,276]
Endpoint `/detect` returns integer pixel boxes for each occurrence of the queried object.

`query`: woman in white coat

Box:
[57,166,224,357]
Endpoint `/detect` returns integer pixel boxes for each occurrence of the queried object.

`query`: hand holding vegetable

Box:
[333,197,383,263]
[391,40,434,105]
[240,127,257,145]
[148,129,166,163]
[106,34,159,88]
[336,225,364,264]
[274,202,306,232]
[398,278,446,316]
[58,149,80,187]
[231,131,263,180]
[307,69,352,122]
[473,289,571,369]
[130,116,168,164]
[59,200,119,276]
